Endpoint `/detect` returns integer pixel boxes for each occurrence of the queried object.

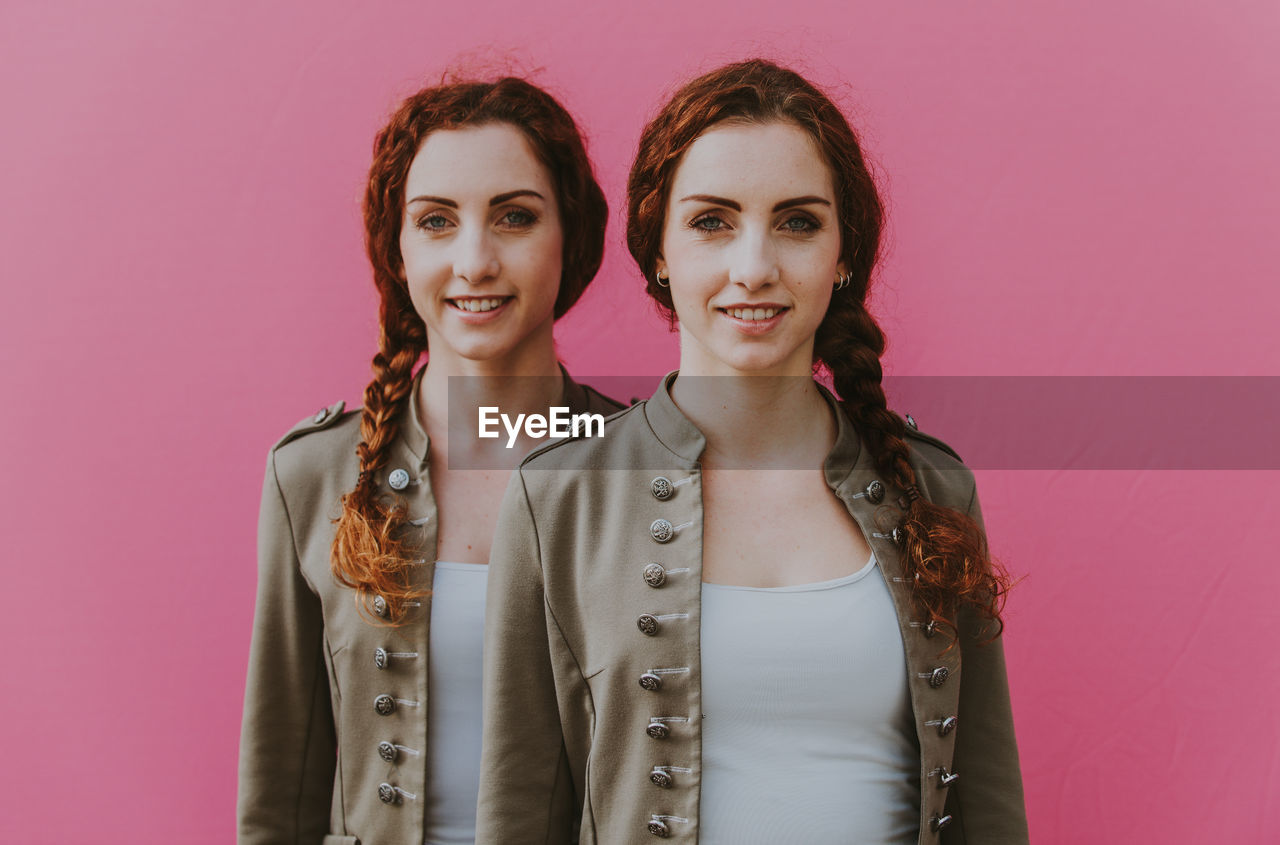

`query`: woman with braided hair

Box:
[478,60,1027,844]
[237,76,622,845]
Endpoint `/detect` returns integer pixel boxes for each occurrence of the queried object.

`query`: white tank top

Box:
[424,561,489,845]
[699,553,920,844]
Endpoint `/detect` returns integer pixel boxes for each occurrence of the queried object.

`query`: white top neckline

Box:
[702,552,876,593]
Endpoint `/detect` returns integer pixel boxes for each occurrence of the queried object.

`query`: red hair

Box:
[333,77,608,623]
[626,59,1008,642]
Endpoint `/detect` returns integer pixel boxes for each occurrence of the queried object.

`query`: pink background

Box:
[2,0,1277,841]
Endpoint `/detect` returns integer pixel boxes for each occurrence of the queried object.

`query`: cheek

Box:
[522,227,565,295]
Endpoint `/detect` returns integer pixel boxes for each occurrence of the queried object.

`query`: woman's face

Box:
[399,123,563,368]
[658,121,843,377]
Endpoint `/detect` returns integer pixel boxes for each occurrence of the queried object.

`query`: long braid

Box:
[819,295,1008,644]
[330,295,427,623]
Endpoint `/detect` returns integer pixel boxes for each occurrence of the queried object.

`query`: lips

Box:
[716,304,789,321]
[721,306,785,321]
[447,296,511,313]
[715,303,789,335]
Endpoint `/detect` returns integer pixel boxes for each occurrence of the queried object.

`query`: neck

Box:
[669,373,836,470]
[417,331,565,467]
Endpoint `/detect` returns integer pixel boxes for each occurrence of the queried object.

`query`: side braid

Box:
[819,297,1008,645]
[330,297,427,624]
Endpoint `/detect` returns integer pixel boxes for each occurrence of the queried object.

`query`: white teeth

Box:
[727,307,780,321]
[455,298,505,312]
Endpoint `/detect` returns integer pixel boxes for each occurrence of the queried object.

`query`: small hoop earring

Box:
[834,272,851,291]
[655,271,670,288]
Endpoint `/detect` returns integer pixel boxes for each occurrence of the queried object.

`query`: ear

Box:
[836,260,848,278]
[655,253,668,277]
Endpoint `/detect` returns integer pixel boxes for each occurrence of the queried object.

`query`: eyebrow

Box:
[489,189,544,206]
[678,194,831,212]
[773,195,831,212]
[405,189,545,208]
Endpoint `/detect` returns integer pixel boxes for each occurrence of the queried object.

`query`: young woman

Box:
[478,60,1027,844]
[237,77,622,845]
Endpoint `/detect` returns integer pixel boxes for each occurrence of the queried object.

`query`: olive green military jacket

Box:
[237,368,623,845]
[477,374,1028,845]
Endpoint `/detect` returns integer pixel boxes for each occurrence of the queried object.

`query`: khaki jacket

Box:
[237,368,623,845]
[478,374,1028,844]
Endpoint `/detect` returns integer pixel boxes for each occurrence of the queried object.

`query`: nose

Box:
[452,224,500,285]
[727,225,780,291]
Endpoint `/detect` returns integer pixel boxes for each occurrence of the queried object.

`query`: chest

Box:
[701,468,873,587]
[427,457,513,565]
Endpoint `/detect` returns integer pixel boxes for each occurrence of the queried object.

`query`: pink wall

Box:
[2,0,1276,841]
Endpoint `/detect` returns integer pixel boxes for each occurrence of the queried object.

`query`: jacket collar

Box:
[397,362,595,473]
[643,370,872,494]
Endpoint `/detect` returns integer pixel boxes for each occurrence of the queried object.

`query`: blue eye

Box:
[417,214,450,231]
[501,209,536,227]
[782,215,819,232]
[691,215,725,231]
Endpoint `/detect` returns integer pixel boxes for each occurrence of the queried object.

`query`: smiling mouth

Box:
[448,297,511,313]
[718,306,789,321]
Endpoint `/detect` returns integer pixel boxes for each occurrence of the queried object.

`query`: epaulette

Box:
[901,413,963,462]
[272,400,348,451]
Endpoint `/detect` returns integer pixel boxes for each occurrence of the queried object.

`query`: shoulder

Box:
[266,401,363,490]
[520,400,647,470]
[578,383,628,416]
[899,416,976,512]
[902,418,963,464]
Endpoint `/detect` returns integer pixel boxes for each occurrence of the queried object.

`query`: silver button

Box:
[374,694,396,715]
[923,620,937,639]
[939,716,958,736]
[940,769,959,787]
[929,667,949,688]
[906,413,918,430]
[313,407,329,424]
[649,768,673,788]
[930,814,953,832]
[650,519,674,543]
[639,672,662,691]
[646,721,669,739]
[891,526,906,547]
[374,647,389,669]
[643,563,667,588]
[388,468,410,491]
[378,782,399,804]
[864,479,885,503]
[378,741,397,762]
[648,819,669,838]
[373,595,390,619]
[637,614,659,636]
[651,476,673,500]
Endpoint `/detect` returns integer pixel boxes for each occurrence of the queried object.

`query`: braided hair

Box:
[626,59,1008,640]
[332,77,608,623]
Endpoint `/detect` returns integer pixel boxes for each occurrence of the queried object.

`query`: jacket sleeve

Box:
[943,484,1030,844]
[237,451,337,844]
[476,470,578,845]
